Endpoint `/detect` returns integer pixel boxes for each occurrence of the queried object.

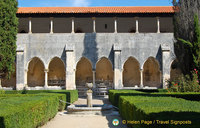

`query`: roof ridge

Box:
[17,6,175,14]
[18,6,173,8]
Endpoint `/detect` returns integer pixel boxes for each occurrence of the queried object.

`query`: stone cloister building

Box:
[1,7,180,95]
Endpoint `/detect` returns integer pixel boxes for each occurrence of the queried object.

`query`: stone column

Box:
[71,17,75,33]
[135,17,139,33]
[92,17,96,33]
[44,69,48,89]
[157,17,160,33]
[28,17,32,34]
[24,69,28,88]
[16,47,25,90]
[161,44,171,89]
[114,45,123,89]
[140,69,144,88]
[65,44,76,90]
[92,70,96,88]
[50,17,54,34]
[114,17,117,33]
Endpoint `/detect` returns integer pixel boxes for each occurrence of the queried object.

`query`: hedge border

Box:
[0,93,66,128]
[119,96,200,128]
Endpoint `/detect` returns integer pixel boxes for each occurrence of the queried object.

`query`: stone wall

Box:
[16,33,175,89]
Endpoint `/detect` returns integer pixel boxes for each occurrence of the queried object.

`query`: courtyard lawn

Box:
[109,90,200,128]
[0,90,78,128]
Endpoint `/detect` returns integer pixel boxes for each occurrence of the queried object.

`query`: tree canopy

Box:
[173,0,200,74]
[0,0,18,79]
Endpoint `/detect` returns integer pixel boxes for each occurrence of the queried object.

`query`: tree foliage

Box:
[179,15,200,77]
[173,0,200,74]
[0,0,18,79]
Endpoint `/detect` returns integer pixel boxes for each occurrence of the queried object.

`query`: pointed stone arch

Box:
[96,57,114,83]
[48,57,65,86]
[27,57,45,87]
[170,59,182,81]
[123,57,140,87]
[143,57,161,87]
[2,64,16,88]
[76,57,93,96]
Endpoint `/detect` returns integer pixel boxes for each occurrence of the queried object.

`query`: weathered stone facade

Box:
[1,7,178,94]
[14,33,175,90]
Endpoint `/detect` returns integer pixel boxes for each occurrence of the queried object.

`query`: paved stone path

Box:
[41,97,127,128]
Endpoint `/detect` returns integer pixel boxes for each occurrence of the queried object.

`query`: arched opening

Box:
[28,57,45,87]
[76,57,93,96]
[20,30,27,33]
[143,57,161,87]
[2,64,16,88]
[96,57,114,95]
[123,57,140,87]
[170,59,182,81]
[129,28,136,33]
[48,57,65,86]
[75,28,83,33]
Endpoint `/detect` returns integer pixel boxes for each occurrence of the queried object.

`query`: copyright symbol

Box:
[122,120,126,124]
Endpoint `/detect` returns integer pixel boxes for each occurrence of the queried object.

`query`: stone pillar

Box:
[71,17,75,33]
[50,17,53,34]
[157,17,160,33]
[161,44,171,89]
[24,69,28,88]
[65,44,76,90]
[135,17,139,33]
[44,69,48,88]
[28,17,32,34]
[92,70,96,88]
[114,45,123,89]
[16,46,25,90]
[92,17,96,33]
[87,90,93,107]
[140,69,144,88]
[114,17,117,33]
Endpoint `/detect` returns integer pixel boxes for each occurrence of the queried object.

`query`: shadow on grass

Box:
[0,117,5,128]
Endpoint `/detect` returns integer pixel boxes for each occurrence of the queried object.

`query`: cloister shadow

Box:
[82,33,98,69]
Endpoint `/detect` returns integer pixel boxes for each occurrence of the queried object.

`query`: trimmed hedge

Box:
[109,90,200,107]
[119,96,200,128]
[5,90,78,103]
[151,92,200,101]
[108,90,146,107]
[0,93,66,128]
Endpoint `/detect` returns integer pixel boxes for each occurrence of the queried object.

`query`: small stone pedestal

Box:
[87,90,93,107]
[86,83,93,107]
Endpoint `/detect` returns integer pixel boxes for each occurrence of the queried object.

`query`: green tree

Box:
[179,15,200,78]
[0,0,18,87]
[173,0,200,74]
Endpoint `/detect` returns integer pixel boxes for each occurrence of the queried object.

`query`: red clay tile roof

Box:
[17,6,175,14]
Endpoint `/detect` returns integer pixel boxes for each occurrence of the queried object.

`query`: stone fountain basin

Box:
[67,104,113,112]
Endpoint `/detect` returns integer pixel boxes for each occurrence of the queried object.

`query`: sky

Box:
[18,0,173,7]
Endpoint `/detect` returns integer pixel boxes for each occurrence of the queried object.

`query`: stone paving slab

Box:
[41,97,127,128]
